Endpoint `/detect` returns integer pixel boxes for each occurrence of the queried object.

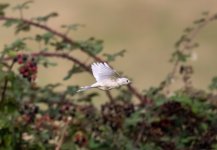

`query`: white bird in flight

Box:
[77,62,131,92]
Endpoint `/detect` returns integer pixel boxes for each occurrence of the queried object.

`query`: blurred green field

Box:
[1,0,217,93]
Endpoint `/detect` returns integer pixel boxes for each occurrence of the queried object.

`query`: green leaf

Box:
[183,27,193,33]
[35,32,54,44]
[3,132,14,149]
[38,56,57,68]
[175,35,190,48]
[0,71,6,82]
[50,42,72,50]
[212,143,217,150]
[0,3,10,16]
[13,0,33,11]
[125,141,137,150]
[38,57,57,68]
[61,23,85,31]
[3,19,19,28]
[89,136,112,150]
[61,141,76,150]
[172,50,189,62]
[45,83,61,89]
[209,76,217,91]
[4,38,27,52]
[78,37,104,55]
[124,110,143,127]
[0,116,8,129]
[28,142,46,150]
[77,93,99,103]
[89,137,104,149]
[103,49,126,62]
[64,64,83,80]
[171,92,211,115]
[153,94,167,106]
[194,18,206,24]
[34,12,58,22]
[40,130,51,142]
[15,21,30,34]
[66,86,79,96]
[140,142,161,150]
[7,51,17,57]
[180,136,197,145]
[116,88,132,101]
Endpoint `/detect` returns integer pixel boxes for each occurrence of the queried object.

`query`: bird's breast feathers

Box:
[94,79,120,90]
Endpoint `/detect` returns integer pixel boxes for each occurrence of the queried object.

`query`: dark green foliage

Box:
[171,50,190,62]
[3,19,19,28]
[209,76,217,91]
[34,12,58,23]
[0,3,9,16]
[64,64,83,80]
[103,49,126,62]
[78,37,104,55]
[4,38,27,52]
[61,24,85,32]
[35,32,54,44]
[15,21,31,34]
[3,19,31,34]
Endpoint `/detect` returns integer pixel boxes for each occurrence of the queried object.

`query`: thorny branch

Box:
[0,16,144,102]
[3,51,143,101]
[159,13,217,92]
[0,16,101,61]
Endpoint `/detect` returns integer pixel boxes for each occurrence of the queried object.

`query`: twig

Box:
[161,14,216,91]
[3,51,90,72]
[127,85,144,101]
[55,122,69,150]
[105,91,114,102]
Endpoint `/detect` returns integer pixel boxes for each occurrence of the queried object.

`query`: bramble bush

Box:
[0,1,217,150]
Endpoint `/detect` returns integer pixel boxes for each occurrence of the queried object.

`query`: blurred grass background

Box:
[1,0,217,93]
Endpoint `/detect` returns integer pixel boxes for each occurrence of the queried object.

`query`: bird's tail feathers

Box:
[77,86,92,92]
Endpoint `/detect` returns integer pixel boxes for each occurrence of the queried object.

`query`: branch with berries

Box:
[3,52,143,103]
[0,16,144,102]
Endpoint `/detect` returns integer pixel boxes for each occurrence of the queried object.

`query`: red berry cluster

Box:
[15,54,38,82]
[18,103,39,124]
[73,131,88,147]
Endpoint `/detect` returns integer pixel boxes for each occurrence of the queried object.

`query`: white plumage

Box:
[91,62,119,82]
[77,62,130,92]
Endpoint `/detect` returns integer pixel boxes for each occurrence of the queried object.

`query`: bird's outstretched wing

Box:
[91,62,120,82]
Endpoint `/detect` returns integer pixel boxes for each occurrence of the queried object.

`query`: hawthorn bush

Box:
[0,1,217,150]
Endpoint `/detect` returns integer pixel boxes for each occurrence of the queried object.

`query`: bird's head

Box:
[117,77,131,85]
